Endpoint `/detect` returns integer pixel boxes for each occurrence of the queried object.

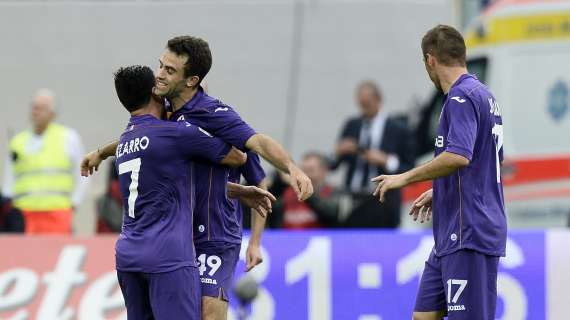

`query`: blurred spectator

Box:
[0,191,25,233]
[270,152,347,229]
[96,161,123,233]
[332,81,414,228]
[2,89,87,234]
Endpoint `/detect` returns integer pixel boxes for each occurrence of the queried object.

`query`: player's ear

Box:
[186,76,200,88]
[427,53,437,68]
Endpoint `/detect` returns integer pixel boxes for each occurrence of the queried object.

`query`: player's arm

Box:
[179,124,247,168]
[246,178,268,271]
[245,133,313,201]
[80,140,119,177]
[373,151,468,200]
[220,147,247,167]
[372,93,477,202]
[197,107,313,201]
[226,182,276,215]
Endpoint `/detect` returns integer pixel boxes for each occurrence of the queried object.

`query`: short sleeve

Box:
[192,105,256,150]
[240,152,266,185]
[444,94,478,161]
[177,122,231,164]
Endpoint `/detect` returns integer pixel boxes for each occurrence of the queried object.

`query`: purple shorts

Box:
[414,249,499,319]
[195,241,241,301]
[117,266,201,320]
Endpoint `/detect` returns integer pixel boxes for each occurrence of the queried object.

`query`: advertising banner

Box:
[0,231,560,320]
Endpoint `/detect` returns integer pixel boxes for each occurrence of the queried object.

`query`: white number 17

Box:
[118,158,141,218]
[492,124,503,183]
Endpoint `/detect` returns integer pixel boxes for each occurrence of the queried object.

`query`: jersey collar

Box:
[450,73,476,91]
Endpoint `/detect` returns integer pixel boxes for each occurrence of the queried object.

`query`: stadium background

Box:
[0,0,569,319]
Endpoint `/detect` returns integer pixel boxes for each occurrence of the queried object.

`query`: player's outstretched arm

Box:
[245,133,313,201]
[80,140,119,177]
[246,179,269,272]
[220,147,247,167]
[227,182,276,217]
[371,151,469,202]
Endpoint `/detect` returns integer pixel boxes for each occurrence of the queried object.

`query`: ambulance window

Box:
[467,57,488,83]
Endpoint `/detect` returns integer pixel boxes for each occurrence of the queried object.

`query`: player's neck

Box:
[131,104,162,119]
[438,66,468,94]
[170,87,199,112]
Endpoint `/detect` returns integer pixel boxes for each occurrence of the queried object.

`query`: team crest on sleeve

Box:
[177,115,185,122]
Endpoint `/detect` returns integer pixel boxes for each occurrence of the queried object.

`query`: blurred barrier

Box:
[0,230,568,319]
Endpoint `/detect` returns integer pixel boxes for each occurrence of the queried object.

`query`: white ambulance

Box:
[408,0,570,227]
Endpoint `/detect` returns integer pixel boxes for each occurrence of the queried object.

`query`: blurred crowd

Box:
[0,80,423,234]
[4,79,570,234]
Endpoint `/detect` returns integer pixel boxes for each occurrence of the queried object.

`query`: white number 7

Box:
[118,158,141,218]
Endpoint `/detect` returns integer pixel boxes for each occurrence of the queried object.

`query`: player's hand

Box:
[288,164,314,201]
[409,189,433,223]
[245,243,263,272]
[236,186,276,218]
[336,138,358,156]
[362,149,388,166]
[371,173,409,202]
[80,150,104,177]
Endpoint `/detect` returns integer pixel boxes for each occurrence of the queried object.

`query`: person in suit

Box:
[333,80,414,227]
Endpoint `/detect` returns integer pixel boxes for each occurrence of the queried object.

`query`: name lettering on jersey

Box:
[116,136,150,158]
[214,107,229,112]
[435,135,444,148]
[451,96,466,103]
[488,98,502,116]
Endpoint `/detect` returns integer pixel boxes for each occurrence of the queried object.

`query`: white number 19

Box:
[118,158,141,218]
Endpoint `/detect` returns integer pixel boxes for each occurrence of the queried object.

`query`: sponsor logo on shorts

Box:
[200,277,218,285]
[448,304,466,312]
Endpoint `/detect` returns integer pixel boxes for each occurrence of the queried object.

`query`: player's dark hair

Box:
[167,35,212,84]
[357,80,382,101]
[421,24,466,67]
[114,65,155,112]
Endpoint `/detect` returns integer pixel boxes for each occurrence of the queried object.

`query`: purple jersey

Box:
[169,87,262,244]
[228,152,266,233]
[115,115,231,273]
[432,74,506,257]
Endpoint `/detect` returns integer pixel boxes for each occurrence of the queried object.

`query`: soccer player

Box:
[372,25,506,320]
[156,36,306,320]
[83,36,312,320]
[110,65,247,319]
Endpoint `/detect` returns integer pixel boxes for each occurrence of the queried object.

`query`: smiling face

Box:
[154,49,193,99]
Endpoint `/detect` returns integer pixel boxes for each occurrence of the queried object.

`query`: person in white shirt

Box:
[2,89,87,234]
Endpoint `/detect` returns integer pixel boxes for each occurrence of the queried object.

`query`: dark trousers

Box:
[343,191,401,228]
